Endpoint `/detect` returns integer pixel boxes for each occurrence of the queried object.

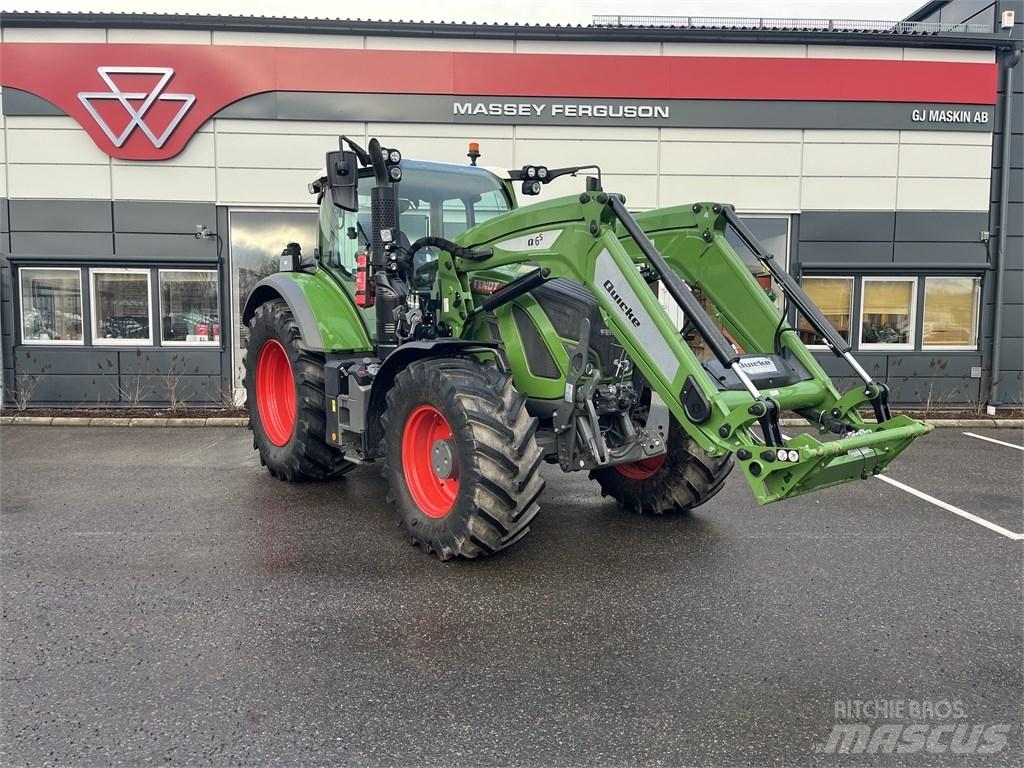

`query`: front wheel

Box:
[244,299,354,481]
[590,422,733,515]
[382,358,545,560]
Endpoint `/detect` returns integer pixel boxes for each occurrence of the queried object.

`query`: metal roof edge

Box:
[0,10,1014,49]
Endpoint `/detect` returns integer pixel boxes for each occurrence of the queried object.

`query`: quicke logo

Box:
[603,279,641,328]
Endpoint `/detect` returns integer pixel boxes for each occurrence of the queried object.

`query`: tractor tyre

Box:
[590,422,733,515]
[244,299,354,482]
[382,358,545,560]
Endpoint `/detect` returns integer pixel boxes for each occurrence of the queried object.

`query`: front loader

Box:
[242,137,931,559]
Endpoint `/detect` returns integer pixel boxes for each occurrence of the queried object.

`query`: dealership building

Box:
[0,2,1021,409]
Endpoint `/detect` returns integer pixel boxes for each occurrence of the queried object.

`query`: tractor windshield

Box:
[317,161,513,335]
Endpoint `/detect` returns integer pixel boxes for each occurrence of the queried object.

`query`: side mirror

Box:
[326,150,358,212]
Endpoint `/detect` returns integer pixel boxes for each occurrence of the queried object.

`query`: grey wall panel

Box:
[118,348,222,376]
[885,375,981,406]
[887,353,983,379]
[893,242,989,265]
[894,211,989,242]
[0,200,8,234]
[797,212,895,243]
[14,347,118,375]
[120,374,225,405]
[999,341,1023,374]
[812,352,887,379]
[991,133,1022,170]
[798,242,893,265]
[1002,238,1023,270]
[1,87,66,117]
[999,304,1023,337]
[114,233,218,260]
[10,232,113,256]
[1006,203,1023,237]
[8,200,112,233]
[24,374,121,406]
[999,269,1023,303]
[113,201,217,235]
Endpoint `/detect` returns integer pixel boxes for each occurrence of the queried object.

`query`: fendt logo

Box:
[77,67,196,149]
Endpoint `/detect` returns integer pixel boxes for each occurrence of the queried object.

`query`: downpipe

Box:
[990,47,1021,407]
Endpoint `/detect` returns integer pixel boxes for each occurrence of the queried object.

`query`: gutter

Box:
[989,45,1022,407]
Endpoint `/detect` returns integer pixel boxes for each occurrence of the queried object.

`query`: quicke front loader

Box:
[242,138,931,559]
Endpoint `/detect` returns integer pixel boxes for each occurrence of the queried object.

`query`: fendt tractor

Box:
[242,137,931,560]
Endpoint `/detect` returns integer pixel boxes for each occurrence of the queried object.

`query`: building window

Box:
[19,267,84,345]
[860,277,917,349]
[798,276,854,347]
[922,276,980,349]
[90,268,152,345]
[159,270,220,345]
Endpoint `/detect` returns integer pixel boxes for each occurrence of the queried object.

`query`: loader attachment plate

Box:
[739,415,932,504]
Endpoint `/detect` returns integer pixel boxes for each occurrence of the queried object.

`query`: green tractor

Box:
[242,137,931,560]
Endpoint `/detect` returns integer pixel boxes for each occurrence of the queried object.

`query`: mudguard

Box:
[242,271,373,354]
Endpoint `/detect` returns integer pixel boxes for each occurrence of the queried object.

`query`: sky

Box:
[1,0,928,24]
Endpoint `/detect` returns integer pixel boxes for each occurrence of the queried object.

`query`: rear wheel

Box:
[244,299,354,481]
[382,358,545,560]
[590,422,733,515]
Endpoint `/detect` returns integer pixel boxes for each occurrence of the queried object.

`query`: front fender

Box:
[242,271,373,354]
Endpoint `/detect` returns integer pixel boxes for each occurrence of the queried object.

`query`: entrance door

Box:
[228,209,318,394]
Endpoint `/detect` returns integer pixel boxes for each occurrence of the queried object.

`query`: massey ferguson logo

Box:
[603,279,642,328]
[77,67,195,149]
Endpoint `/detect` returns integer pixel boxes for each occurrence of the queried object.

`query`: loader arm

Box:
[444,191,931,505]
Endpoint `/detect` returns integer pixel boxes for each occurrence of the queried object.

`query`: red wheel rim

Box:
[615,454,667,480]
[255,338,296,447]
[402,405,459,518]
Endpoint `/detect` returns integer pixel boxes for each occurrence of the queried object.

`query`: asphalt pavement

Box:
[1,425,1021,767]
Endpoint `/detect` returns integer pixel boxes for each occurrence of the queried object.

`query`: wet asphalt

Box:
[0,425,1021,767]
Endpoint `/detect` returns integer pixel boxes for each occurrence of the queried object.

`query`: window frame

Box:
[921,275,982,351]
[17,266,86,347]
[157,268,221,347]
[858,275,918,351]
[798,275,855,350]
[89,267,154,347]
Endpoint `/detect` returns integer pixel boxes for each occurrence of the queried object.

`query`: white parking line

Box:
[876,475,1024,541]
[963,431,1024,451]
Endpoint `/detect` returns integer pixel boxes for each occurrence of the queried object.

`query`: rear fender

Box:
[242,271,373,354]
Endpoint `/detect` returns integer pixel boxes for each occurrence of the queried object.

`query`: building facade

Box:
[0,5,1020,408]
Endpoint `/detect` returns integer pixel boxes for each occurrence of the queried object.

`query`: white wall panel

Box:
[112,165,215,202]
[366,36,513,52]
[211,31,362,48]
[514,124,659,141]
[368,122,513,139]
[903,48,994,63]
[807,45,901,59]
[3,116,83,131]
[514,139,658,175]
[215,132,339,170]
[801,177,898,210]
[898,144,991,178]
[106,29,211,44]
[371,135,515,168]
[661,127,802,143]
[661,42,806,57]
[896,177,990,210]
[899,130,993,146]
[214,119,366,136]
[802,143,899,177]
[1,27,106,42]
[804,129,899,144]
[514,40,660,56]
[660,175,800,211]
[6,127,109,165]
[217,168,316,205]
[534,174,658,209]
[111,133,215,168]
[661,141,801,176]
[8,164,111,199]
